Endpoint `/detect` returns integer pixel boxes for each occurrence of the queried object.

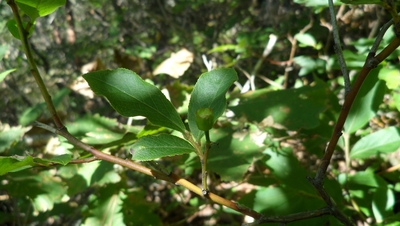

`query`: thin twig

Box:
[328,0,350,95]
[34,121,262,218]
[7,0,64,129]
[315,37,400,183]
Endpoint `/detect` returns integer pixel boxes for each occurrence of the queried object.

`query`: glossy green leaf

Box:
[130,134,195,161]
[83,69,185,133]
[188,68,238,141]
[0,156,33,175]
[350,127,400,159]
[230,79,328,130]
[344,68,386,134]
[0,69,16,82]
[16,0,66,20]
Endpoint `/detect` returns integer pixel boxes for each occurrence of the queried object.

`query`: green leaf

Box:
[230,79,329,130]
[0,156,34,175]
[0,69,16,82]
[188,68,238,141]
[66,114,126,145]
[122,189,162,225]
[19,88,70,126]
[347,171,388,188]
[293,56,326,76]
[83,68,185,133]
[294,33,317,48]
[16,0,66,20]
[372,187,395,223]
[350,127,400,159]
[83,184,125,226]
[344,67,386,134]
[6,19,35,40]
[378,67,400,90]
[33,154,72,166]
[206,126,263,181]
[130,134,195,161]
[0,45,9,60]
[208,44,239,53]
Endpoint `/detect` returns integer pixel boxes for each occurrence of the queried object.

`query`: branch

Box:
[328,0,350,94]
[315,36,400,184]
[7,0,64,129]
[34,121,262,219]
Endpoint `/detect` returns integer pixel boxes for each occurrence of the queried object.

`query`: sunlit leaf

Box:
[83,68,185,133]
[188,68,238,141]
[356,172,386,187]
[16,0,66,20]
[344,67,385,134]
[0,156,33,175]
[294,33,317,48]
[0,69,15,82]
[378,67,400,90]
[372,187,395,223]
[130,134,195,161]
[350,127,400,159]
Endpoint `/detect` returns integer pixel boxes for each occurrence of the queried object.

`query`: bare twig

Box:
[328,0,350,95]
[7,0,64,129]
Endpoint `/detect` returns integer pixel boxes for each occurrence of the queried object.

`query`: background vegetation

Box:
[1,0,400,225]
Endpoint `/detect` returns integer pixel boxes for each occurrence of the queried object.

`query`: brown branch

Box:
[310,33,400,226]
[34,121,262,219]
[315,36,400,184]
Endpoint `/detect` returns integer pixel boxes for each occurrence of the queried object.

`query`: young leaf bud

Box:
[195,108,214,131]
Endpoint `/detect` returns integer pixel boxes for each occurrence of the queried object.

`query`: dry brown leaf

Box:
[69,76,94,99]
[153,48,193,78]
